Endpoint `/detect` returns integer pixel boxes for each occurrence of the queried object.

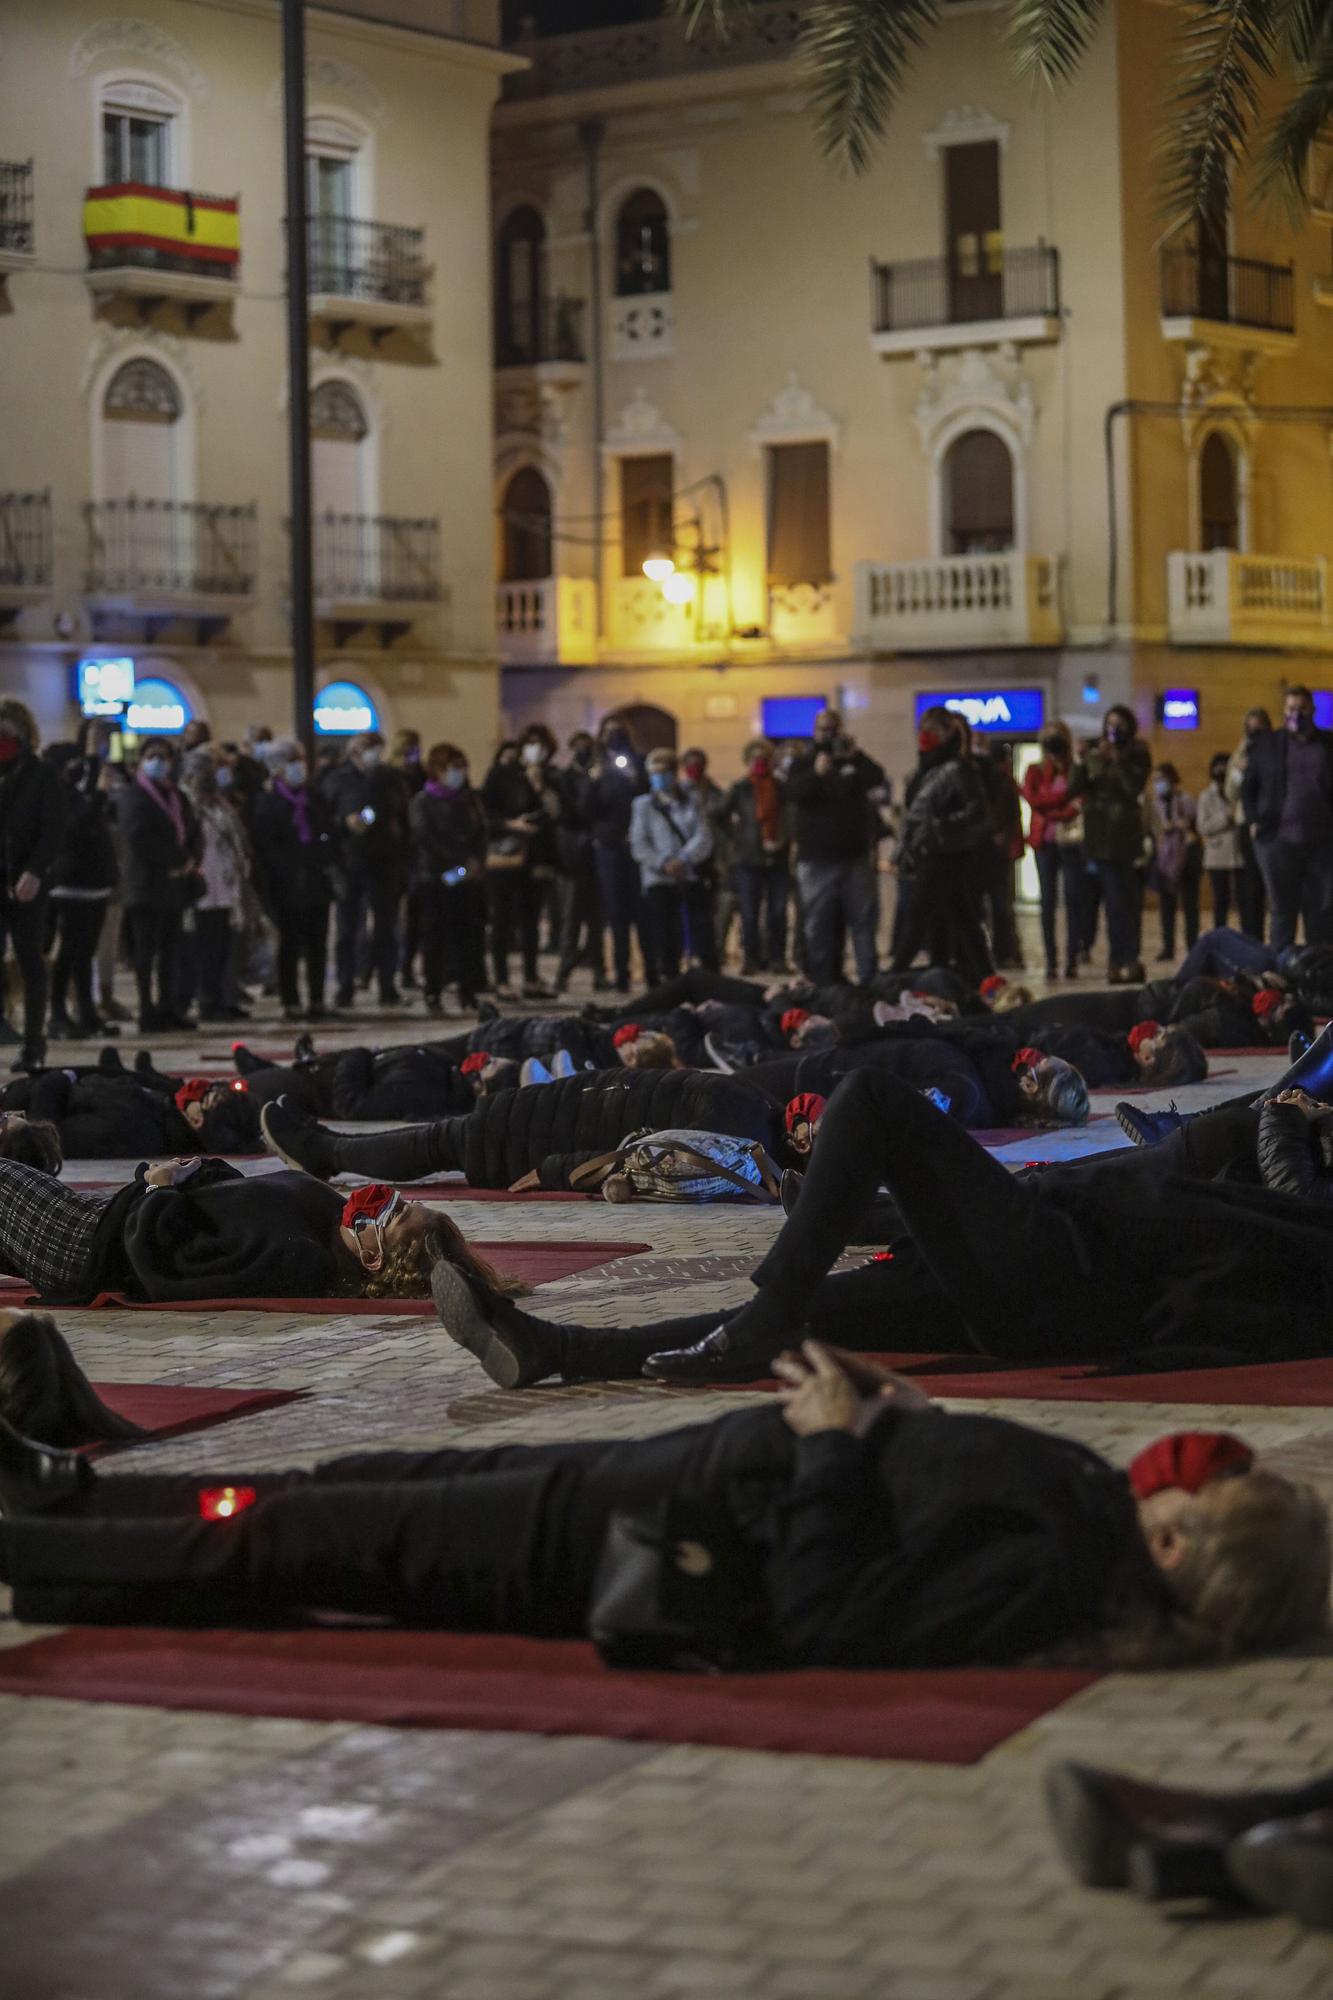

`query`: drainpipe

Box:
[579,118,605,638]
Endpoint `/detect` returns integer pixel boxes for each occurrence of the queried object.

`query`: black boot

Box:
[1227,1812,1333,1927]
[1114,1102,1188,1148]
[0,1313,147,1449]
[1258,1019,1333,1107]
[261,1096,452,1182]
[0,1409,92,1518]
[431,1264,716,1387]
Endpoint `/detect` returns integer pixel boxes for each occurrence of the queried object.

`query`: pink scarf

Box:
[273,776,313,845]
[136,769,185,846]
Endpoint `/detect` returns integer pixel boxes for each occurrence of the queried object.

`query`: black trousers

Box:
[127,901,182,1020]
[0,896,49,1051]
[335,879,400,1003]
[4,1412,783,1630]
[48,899,107,1028]
[417,879,487,1004]
[489,869,542,988]
[274,900,330,1012]
[891,856,993,985]
[555,866,606,986]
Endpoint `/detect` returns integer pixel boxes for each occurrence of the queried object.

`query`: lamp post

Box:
[281,0,315,760]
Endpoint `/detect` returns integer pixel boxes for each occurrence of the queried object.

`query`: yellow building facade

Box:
[0,0,512,758]
[491,0,1333,793]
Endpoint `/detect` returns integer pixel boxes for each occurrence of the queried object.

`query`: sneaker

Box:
[519,1056,553,1087]
[549,1047,577,1079]
[1115,1101,1186,1149]
[259,1096,339,1179]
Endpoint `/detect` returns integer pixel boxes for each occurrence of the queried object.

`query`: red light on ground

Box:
[198,1485,257,1520]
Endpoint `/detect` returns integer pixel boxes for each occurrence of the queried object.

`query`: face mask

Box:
[917,729,944,755]
[442,766,467,791]
[1107,724,1129,746]
[1287,711,1311,735]
[359,747,381,770]
[521,742,547,766]
[1154,778,1171,798]
[749,759,771,778]
[215,765,233,791]
[402,746,420,765]
[284,760,306,787]
[1040,736,1063,757]
[648,769,673,792]
[572,746,592,768]
[141,755,169,782]
[682,763,705,784]
[0,734,20,765]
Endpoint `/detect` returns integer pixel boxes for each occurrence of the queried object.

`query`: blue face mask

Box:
[141,756,169,783]
[649,769,672,793]
[215,765,233,791]
[442,766,467,791]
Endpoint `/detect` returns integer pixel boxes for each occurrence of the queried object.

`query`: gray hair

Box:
[1038,1058,1090,1126]
[268,736,302,765]
[181,746,217,793]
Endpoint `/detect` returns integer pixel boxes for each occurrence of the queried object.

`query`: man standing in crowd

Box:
[322,730,410,1011]
[553,730,607,995]
[0,700,67,1072]
[785,705,886,984]
[586,716,645,994]
[1242,684,1333,953]
[629,747,714,985]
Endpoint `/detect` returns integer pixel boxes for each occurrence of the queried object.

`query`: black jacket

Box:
[722,774,791,870]
[785,746,885,864]
[407,783,487,887]
[50,759,117,894]
[583,761,644,846]
[243,1045,473,1121]
[1241,726,1333,841]
[1074,740,1151,865]
[482,761,560,874]
[897,752,991,868]
[118,779,202,909]
[250,786,336,912]
[1257,1101,1333,1204]
[322,762,411,884]
[738,1034,1025,1131]
[0,750,67,900]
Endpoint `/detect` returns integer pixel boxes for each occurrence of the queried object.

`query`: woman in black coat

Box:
[45,747,118,1040]
[890,708,993,983]
[249,739,336,1022]
[407,742,487,1014]
[482,727,561,1000]
[0,700,67,1070]
[0,1069,259,1160]
[119,737,203,1032]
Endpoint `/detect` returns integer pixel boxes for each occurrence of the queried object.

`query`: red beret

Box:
[173,1076,214,1113]
[979,974,1007,999]
[784,1091,827,1132]
[1252,988,1284,1019]
[1128,1431,1253,1500]
[1010,1045,1046,1073]
[1127,1019,1162,1053]
[460,1051,490,1075]
[612,1023,642,1048]
[780,1007,811,1039]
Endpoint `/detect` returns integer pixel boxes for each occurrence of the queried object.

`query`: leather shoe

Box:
[1227,1812,1333,1928]
[780,1168,803,1217]
[0,1409,91,1517]
[431,1261,556,1389]
[643,1322,775,1384]
[260,1096,338,1179]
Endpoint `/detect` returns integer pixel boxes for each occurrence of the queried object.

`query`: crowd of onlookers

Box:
[0,683,1329,1069]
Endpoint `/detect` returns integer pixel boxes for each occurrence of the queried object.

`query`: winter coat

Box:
[736,1035,1025,1130]
[118,778,202,910]
[49,759,118,897]
[722,775,791,871]
[896,752,991,869]
[785,746,885,864]
[629,788,713,889]
[1073,740,1151,865]
[240,1045,473,1121]
[2,1070,259,1159]
[1149,787,1199,887]
[1241,727,1333,842]
[482,760,561,876]
[407,783,487,887]
[322,761,411,885]
[249,786,336,913]
[1021,758,1082,851]
[1257,1101,1333,1205]
[0,750,67,900]
[1196,782,1241,871]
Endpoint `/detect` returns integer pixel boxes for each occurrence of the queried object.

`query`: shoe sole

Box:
[1228,1834,1333,1928]
[1042,1763,1135,1889]
[430,1262,542,1390]
[259,1101,323,1178]
[1114,1103,1150,1148]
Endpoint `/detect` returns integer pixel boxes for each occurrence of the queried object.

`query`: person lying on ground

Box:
[733,1035,1090,1132]
[1175,926,1333,1016]
[1002,967,1310,1054]
[0,1067,258,1161]
[258,1063,810,1193]
[0,1155,522,1306]
[839,1009,1210,1094]
[0,1351,1324,1678]
[429,1066,1333,1387]
[0,1307,146,1445]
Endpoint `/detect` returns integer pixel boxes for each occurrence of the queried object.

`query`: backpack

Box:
[569,1127,782,1203]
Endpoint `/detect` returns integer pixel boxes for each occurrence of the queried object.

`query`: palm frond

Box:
[801,0,942,176]
[1006,0,1105,86]
[1256,18,1333,207]
[672,0,748,34]
[1159,0,1279,229]
[1270,0,1329,63]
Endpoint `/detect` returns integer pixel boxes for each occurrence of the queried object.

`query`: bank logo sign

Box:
[914,688,1045,735]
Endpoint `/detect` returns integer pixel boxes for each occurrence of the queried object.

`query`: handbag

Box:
[588,1497,766,1671]
[569,1130,782,1203]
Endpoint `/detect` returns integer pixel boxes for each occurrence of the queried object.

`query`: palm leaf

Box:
[801,0,942,176]
[1006,0,1105,86]
[1256,17,1333,205]
[1160,0,1279,229]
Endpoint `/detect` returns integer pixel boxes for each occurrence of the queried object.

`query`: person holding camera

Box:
[785,706,886,985]
[482,723,560,1001]
[408,742,487,1014]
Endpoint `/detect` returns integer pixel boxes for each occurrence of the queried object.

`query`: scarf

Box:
[1128,1432,1253,1500]
[273,776,313,846]
[137,769,185,845]
[750,769,781,845]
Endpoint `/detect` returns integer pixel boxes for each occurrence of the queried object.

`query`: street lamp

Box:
[642,551,675,584]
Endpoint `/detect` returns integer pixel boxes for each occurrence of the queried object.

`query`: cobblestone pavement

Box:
[3,986,1333,2000]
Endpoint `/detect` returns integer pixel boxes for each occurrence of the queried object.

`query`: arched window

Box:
[615,188,670,297]
[310,380,369,518]
[501,466,552,582]
[101,358,182,499]
[496,205,545,365]
[1199,431,1240,551]
[943,428,1014,555]
[606,702,677,755]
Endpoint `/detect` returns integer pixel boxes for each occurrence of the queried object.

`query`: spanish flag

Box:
[84,183,240,269]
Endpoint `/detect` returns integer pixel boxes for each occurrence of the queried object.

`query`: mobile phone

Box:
[360,807,376,826]
[442,865,468,887]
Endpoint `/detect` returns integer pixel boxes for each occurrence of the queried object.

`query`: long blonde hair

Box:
[359,1214,531,1301]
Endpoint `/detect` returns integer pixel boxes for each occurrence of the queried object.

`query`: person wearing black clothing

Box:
[735,1032,1089,1130]
[119,737,203,1034]
[0,1371,1268,1682]
[722,740,791,975]
[1002,970,1308,1054]
[322,731,411,1009]
[552,734,608,994]
[407,742,487,1013]
[978,742,1025,969]
[45,746,117,1042]
[890,708,993,983]
[482,725,561,1000]
[0,1068,258,1160]
[236,1042,475,1120]
[786,707,886,985]
[0,702,67,1073]
[585,719,645,994]
[1074,706,1151,982]
[250,740,336,1021]
[1229,707,1271,941]
[1241,684,1333,953]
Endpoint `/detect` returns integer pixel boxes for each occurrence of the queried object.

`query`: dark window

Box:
[615,188,670,296]
[102,109,169,186]
[496,204,545,364]
[1200,431,1240,551]
[501,465,553,581]
[944,429,1014,554]
[766,441,832,586]
[620,452,674,578]
[945,141,1002,323]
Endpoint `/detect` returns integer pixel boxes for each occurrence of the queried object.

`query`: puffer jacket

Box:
[1074,740,1150,865]
[896,753,990,869]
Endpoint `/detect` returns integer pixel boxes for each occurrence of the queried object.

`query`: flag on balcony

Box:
[84,184,240,269]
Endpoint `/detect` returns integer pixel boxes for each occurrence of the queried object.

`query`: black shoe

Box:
[476,999,499,1025]
[0,1314,146,1449]
[281,1006,303,1024]
[431,1262,555,1389]
[424,995,443,1016]
[260,1096,339,1180]
[0,1019,20,1047]
[134,1048,157,1073]
[46,1015,76,1041]
[293,1032,317,1065]
[231,1043,267,1078]
[643,1322,776,1384]
[305,1005,329,1024]
[779,1168,803,1217]
[1122,960,1146,984]
[1227,1813,1333,1928]
[1114,1101,1185,1148]
[1127,1835,1238,1904]
[11,1045,44,1075]
[96,1044,126,1074]
[379,990,404,1008]
[0,1408,91,1517]
[77,1017,115,1040]
[336,989,355,1010]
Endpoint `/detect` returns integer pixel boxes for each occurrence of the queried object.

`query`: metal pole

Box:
[281,0,315,758]
[579,119,605,637]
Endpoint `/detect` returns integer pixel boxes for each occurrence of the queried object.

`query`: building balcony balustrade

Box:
[1159,245,1296,351]
[312,511,441,645]
[0,489,52,624]
[503,1,802,100]
[870,245,1061,357]
[495,296,587,383]
[306,216,431,339]
[1166,549,1330,650]
[0,159,34,271]
[83,183,240,317]
[767,581,841,649]
[854,553,1063,652]
[84,496,256,640]
[496,577,597,666]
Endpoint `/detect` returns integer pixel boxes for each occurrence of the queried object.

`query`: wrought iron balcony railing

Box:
[0,160,34,256]
[871,244,1060,335]
[495,295,586,369]
[505,2,803,99]
[83,184,240,279]
[313,513,441,604]
[1160,244,1294,334]
[85,498,257,597]
[0,490,51,589]
[307,215,427,307]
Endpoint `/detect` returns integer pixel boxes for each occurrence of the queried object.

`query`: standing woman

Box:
[1198,751,1243,931]
[179,748,249,1021]
[120,737,203,1033]
[47,744,118,1041]
[1022,721,1084,981]
[483,723,560,1001]
[1149,762,1202,962]
[0,701,67,1073]
[1229,708,1272,940]
[408,742,488,1014]
[889,708,993,983]
[724,739,792,976]
[1074,706,1151,985]
[250,738,336,1023]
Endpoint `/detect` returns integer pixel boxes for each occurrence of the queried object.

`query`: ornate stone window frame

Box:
[89,339,195,502]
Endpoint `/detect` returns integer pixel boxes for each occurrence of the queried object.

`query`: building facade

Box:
[0,0,512,757]
[490,0,1333,795]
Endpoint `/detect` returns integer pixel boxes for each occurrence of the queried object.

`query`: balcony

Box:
[0,490,52,625]
[870,245,1061,357]
[496,577,597,666]
[503,2,803,101]
[307,217,431,342]
[1166,550,1331,651]
[767,582,840,650]
[495,296,587,387]
[0,160,34,277]
[83,183,240,320]
[84,498,256,640]
[854,553,1063,652]
[1160,245,1296,353]
[313,512,441,646]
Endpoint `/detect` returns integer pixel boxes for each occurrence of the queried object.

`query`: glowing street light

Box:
[661,570,696,604]
[642,552,675,583]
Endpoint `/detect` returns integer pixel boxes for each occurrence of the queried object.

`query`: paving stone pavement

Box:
[3,992,1333,1998]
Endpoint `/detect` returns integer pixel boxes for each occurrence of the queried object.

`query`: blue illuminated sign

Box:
[125,676,191,735]
[1314,691,1333,730]
[913,688,1046,735]
[76,656,134,718]
[1159,689,1200,732]
[761,695,827,740]
[314,680,379,736]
